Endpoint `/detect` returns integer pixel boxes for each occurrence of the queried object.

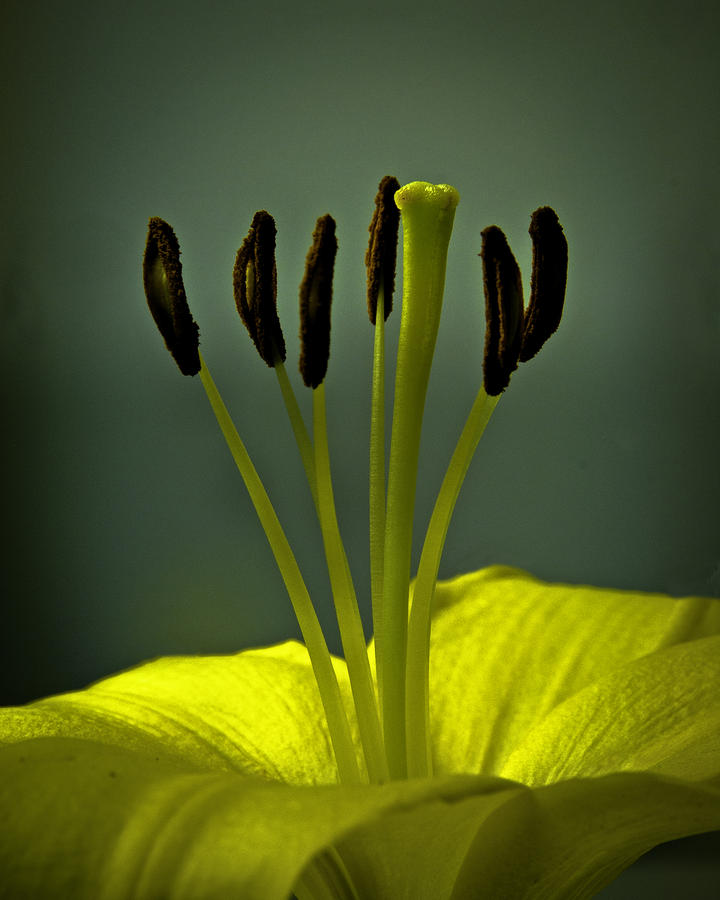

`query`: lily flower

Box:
[1,180,718,899]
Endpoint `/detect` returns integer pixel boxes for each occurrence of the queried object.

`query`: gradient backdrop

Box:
[2,0,719,895]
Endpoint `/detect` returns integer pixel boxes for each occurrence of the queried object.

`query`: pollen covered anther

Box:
[366,175,401,324]
[519,206,568,362]
[142,217,201,376]
[480,226,524,396]
[233,210,286,367]
[299,214,338,389]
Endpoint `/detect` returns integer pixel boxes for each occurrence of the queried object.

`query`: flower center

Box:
[143,178,568,784]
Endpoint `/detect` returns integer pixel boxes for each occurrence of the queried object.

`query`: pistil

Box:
[379,182,460,779]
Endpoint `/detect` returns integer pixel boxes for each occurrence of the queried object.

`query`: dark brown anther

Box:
[366,175,401,324]
[143,217,201,376]
[299,214,338,389]
[232,210,286,367]
[480,226,524,396]
[519,206,568,362]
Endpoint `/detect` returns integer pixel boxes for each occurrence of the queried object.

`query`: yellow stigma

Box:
[394,181,460,212]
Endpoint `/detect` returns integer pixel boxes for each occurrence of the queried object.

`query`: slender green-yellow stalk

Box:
[274,359,318,510]
[369,288,386,707]
[381,183,460,778]
[405,386,500,777]
[198,354,361,784]
[312,383,389,783]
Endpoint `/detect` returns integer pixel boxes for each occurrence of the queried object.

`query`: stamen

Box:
[299,215,338,388]
[142,217,200,376]
[366,177,400,708]
[480,225,524,396]
[366,175,401,324]
[298,210,388,780]
[233,210,286,367]
[519,206,568,362]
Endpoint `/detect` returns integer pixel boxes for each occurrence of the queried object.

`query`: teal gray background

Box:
[2,0,719,894]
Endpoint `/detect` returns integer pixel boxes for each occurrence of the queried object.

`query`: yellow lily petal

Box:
[333,771,720,899]
[0,736,513,900]
[0,641,358,784]
[428,566,720,776]
[2,567,718,897]
[448,772,720,899]
[2,736,719,898]
[501,634,720,784]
